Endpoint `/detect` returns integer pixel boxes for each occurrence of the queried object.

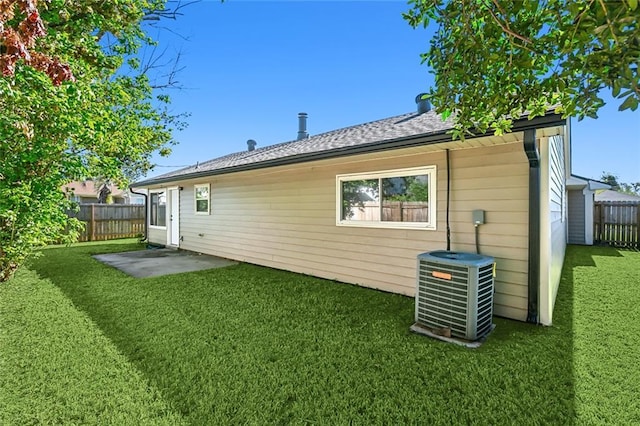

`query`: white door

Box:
[169,188,180,246]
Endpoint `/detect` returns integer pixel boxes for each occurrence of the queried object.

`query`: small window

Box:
[337,166,436,229]
[194,183,210,214]
[150,191,166,227]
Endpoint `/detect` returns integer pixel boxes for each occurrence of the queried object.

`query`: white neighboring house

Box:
[566,175,611,245]
[133,98,572,326]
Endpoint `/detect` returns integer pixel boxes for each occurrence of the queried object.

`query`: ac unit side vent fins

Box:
[415,251,496,341]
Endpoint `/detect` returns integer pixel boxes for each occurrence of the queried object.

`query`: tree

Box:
[0,1,186,281]
[600,172,640,195]
[97,184,112,205]
[0,0,74,85]
[600,172,621,189]
[404,1,639,139]
[622,182,640,195]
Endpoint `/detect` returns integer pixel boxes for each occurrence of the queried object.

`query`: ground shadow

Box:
[31,242,581,424]
[566,243,624,266]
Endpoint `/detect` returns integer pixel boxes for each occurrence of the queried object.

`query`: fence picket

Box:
[67,204,145,242]
[594,201,639,248]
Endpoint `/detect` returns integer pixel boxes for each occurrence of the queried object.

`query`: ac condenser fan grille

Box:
[415,251,495,341]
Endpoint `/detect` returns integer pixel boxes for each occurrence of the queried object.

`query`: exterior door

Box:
[169,188,180,246]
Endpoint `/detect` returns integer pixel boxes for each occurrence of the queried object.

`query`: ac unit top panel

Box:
[418,250,494,267]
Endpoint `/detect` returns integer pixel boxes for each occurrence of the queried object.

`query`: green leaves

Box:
[404,0,640,138]
[1,1,185,281]
[619,95,639,111]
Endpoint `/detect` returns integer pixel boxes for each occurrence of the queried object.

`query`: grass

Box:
[566,246,640,423]
[0,240,638,424]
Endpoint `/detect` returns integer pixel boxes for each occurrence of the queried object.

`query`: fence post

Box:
[90,204,95,242]
[599,203,606,244]
[594,203,600,244]
[637,205,640,248]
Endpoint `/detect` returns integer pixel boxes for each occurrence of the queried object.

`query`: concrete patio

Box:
[93,248,237,278]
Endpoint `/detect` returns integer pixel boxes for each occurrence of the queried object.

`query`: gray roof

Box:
[134,109,563,187]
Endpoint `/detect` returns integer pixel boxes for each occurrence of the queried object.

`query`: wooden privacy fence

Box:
[68,204,145,242]
[594,201,640,248]
[349,201,429,222]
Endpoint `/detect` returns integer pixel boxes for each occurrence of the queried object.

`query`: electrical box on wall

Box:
[472,209,485,225]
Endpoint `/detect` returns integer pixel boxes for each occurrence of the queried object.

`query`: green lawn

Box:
[1,241,638,424]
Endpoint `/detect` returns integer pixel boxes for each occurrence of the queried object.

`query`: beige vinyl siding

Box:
[158,137,536,321]
[539,135,567,325]
[148,226,167,245]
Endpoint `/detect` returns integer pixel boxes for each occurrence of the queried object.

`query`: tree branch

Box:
[597,0,619,45]
[144,1,200,22]
[483,0,535,47]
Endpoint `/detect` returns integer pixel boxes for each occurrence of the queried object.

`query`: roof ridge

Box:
[133,108,564,187]
[178,111,419,170]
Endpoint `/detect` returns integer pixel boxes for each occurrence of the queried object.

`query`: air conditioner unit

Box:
[415,250,495,341]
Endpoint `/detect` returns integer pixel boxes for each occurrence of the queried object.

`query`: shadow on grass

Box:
[566,243,625,267]
[31,242,577,424]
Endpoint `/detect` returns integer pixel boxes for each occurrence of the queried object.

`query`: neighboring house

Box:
[595,189,640,202]
[566,175,611,245]
[64,180,135,204]
[133,96,571,326]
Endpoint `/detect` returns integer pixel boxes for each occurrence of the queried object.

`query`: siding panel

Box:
[539,135,567,325]
[149,140,532,321]
[568,190,586,244]
[148,227,166,245]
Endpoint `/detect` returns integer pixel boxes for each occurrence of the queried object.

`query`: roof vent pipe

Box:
[297,112,309,140]
[416,93,431,114]
[247,139,257,152]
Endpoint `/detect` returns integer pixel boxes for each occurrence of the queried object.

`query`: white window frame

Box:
[336,166,437,230]
[149,190,167,229]
[194,183,211,215]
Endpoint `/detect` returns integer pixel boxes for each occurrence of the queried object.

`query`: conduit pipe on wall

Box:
[446,149,451,251]
[523,129,540,324]
[129,187,148,243]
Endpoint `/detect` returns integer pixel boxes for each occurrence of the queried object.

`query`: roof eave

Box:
[133,112,565,188]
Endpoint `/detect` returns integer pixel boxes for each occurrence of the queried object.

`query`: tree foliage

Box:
[600,172,640,195]
[404,0,640,138]
[0,0,74,84]
[0,0,185,281]
[340,176,429,220]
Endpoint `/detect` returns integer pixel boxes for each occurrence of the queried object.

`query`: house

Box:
[64,180,144,204]
[595,189,640,202]
[132,96,571,326]
[566,175,611,245]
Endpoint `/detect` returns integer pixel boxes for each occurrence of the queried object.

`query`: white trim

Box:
[168,187,180,247]
[584,187,595,245]
[539,135,568,326]
[194,183,211,215]
[335,165,437,230]
[539,136,552,326]
[149,189,167,229]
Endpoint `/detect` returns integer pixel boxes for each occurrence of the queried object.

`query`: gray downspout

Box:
[129,187,148,242]
[523,129,540,324]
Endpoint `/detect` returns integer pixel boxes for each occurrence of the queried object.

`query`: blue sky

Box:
[146,0,640,184]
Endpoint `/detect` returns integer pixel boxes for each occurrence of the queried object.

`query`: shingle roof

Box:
[595,189,640,202]
[134,111,453,186]
[133,108,563,187]
[64,180,127,197]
